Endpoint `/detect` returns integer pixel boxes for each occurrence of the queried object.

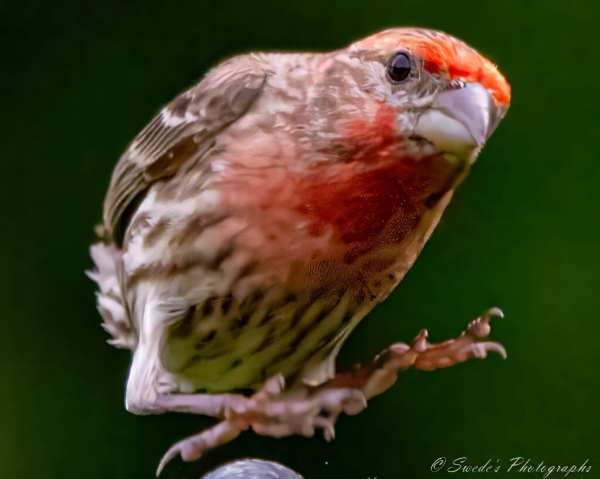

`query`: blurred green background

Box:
[2,0,599,477]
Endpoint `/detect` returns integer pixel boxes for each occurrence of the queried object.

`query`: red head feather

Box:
[354,28,511,105]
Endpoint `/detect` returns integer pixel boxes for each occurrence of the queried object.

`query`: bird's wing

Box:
[103,54,269,244]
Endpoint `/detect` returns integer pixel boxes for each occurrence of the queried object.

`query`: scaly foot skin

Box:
[156,374,367,476]
[361,307,506,398]
[156,308,505,476]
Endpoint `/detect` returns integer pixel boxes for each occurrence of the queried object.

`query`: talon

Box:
[479,341,507,359]
[315,416,336,441]
[156,444,184,477]
[485,307,504,319]
[263,374,285,396]
[470,343,488,359]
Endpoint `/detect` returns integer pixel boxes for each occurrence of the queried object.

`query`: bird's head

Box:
[291,29,511,249]
[332,28,511,166]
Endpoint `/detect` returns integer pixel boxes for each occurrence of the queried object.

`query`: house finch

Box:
[88,28,511,474]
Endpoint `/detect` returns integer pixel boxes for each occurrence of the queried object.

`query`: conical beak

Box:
[414,82,508,163]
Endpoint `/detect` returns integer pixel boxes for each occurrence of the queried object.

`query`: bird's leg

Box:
[153,392,249,418]
[156,308,505,476]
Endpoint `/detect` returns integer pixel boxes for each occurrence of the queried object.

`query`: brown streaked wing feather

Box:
[103,54,269,244]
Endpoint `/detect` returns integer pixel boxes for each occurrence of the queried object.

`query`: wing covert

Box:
[103,55,269,244]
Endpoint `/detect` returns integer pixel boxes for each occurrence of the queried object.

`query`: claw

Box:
[156,420,244,474]
[485,307,504,319]
[323,423,335,442]
[156,434,206,476]
[474,341,507,359]
[156,444,182,477]
[314,415,336,441]
[263,373,285,396]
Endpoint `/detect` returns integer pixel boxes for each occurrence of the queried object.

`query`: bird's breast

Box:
[216,151,463,269]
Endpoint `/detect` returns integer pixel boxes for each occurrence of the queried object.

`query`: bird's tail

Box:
[87,241,136,349]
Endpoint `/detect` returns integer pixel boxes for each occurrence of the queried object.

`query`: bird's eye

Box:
[386,51,412,84]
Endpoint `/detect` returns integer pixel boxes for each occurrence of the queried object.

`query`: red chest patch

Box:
[298,165,417,244]
[296,105,461,249]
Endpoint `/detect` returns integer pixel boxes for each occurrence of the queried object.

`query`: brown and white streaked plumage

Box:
[88,28,511,474]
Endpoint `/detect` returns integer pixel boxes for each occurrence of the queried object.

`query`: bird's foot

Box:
[156,374,366,475]
[358,307,507,398]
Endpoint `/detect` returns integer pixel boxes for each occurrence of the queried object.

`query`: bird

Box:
[87,27,511,475]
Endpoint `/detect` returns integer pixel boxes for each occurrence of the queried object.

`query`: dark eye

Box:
[386,51,412,84]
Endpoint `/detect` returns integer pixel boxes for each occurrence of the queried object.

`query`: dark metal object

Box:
[202,459,303,478]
